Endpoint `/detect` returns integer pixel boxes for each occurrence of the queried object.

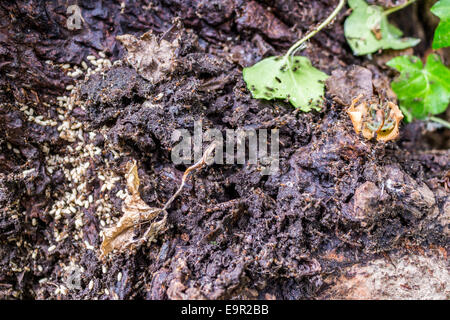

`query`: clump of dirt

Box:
[0,0,448,300]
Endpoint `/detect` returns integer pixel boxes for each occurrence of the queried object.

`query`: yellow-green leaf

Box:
[243,56,328,111]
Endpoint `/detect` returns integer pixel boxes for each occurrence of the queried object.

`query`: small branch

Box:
[138,143,217,243]
[384,0,416,16]
[428,116,450,130]
[283,0,346,60]
[162,143,216,211]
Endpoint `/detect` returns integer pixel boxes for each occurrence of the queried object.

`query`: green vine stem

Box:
[429,116,450,129]
[384,0,416,16]
[282,0,346,63]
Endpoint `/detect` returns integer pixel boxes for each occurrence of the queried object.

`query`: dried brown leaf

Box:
[100,162,161,259]
[347,96,368,135]
[117,31,179,84]
[100,144,217,259]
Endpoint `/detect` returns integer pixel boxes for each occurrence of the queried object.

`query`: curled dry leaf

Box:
[100,162,161,259]
[347,97,367,135]
[347,95,404,142]
[117,31,179,84]
[100,144,217,259]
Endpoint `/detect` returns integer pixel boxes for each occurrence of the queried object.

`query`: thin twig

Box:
[384,0,416,16]
[138,143,217,243]
[282,0,346,61]
[428,116,450,130]
[281,0,345,90]
[162,143,216,211]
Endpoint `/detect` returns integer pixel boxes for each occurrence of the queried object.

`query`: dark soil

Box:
[0,0,448,299]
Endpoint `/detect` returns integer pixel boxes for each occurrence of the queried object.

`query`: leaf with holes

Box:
[243,56,328,111]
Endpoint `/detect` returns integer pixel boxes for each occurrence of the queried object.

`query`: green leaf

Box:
[243,56,328,111]
[431,0,450,49]
[344,0,420,55]
[386,54,450,121]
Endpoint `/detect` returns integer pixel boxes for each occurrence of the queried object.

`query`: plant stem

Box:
[283,0,346,60]
[429,116,450,129]
[384,0,416,16]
